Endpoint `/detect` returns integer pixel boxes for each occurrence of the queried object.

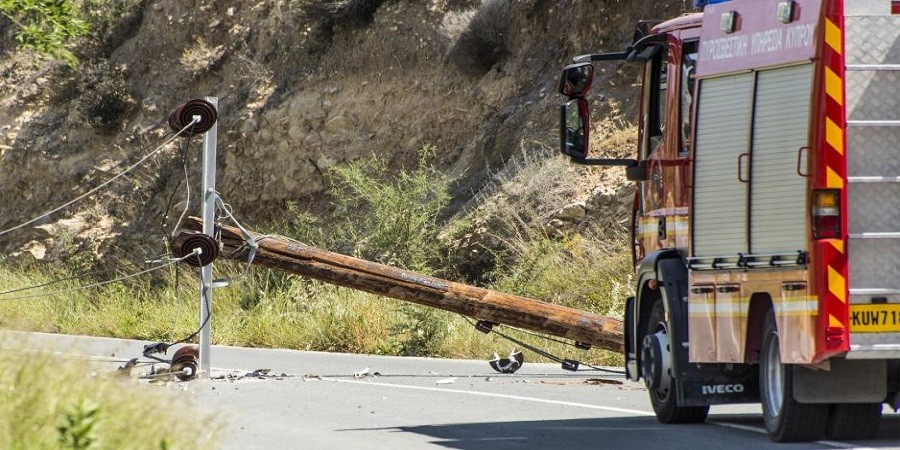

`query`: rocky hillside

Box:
[0,0,691,264]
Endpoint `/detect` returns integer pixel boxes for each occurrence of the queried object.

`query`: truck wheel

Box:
[759,310,828,442]
[642,298,709,423]
[826,403,882,440]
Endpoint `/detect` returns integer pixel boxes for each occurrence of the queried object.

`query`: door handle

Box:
[738,153,750,183]
[797,146,810,177]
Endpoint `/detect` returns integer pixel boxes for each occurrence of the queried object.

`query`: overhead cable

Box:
[0,249,200,302]
[0,119,199,238]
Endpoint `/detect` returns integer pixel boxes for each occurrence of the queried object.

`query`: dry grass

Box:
[0,346,219,449]
[180,37,225,77]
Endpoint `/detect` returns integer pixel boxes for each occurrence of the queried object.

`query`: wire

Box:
[169,138,192,238]
[0,257,150,297]
[143,251,211,362]
[0,251,199,302]
[212,195,260,280]
[0,119,199,238]
[461,316,626,375]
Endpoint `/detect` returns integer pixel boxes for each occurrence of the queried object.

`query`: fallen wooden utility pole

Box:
[176,218,624,353]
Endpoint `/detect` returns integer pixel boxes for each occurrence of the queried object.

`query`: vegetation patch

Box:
[0,348,219,449]
[72,59,134,133]
[0,141,631,367]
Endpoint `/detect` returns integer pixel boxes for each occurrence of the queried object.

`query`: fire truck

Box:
[560,0,900,442]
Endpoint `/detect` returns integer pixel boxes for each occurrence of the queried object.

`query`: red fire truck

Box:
[560,0,900,442]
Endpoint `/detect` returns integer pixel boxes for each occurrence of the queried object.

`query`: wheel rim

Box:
[762,330,784,416]
[642,325,671,400]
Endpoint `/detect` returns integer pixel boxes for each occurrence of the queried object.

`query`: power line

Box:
[0,259,143,297]
[0,250,199,302]
[460,316,625,375]
[0,120,200,238]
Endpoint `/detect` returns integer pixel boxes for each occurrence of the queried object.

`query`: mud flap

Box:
[676,365,760,406]
[657,258,760,406]
[624,296,637,381]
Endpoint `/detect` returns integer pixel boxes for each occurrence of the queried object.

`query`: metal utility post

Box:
[199,96,218,377]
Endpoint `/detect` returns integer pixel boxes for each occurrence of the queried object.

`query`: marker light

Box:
[813,190,841,239]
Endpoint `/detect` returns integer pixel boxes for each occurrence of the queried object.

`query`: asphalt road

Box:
[3,331,899,449]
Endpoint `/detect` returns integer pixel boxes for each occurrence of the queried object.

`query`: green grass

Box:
[0,347,219,449]
[0,145,632,368]
[0,266,622,366]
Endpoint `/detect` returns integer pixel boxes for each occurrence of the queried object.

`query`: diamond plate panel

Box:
[845,0,893,16]
[848,239,900,296]
[845,16,900,65]
[846,71,900,121]
[848,128,900,177]
[848,183,900,233]
[845,8,900,352]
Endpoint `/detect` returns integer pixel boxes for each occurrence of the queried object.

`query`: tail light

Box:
[813,190,841,239]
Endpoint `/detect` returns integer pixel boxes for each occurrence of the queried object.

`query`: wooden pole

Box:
[178,218,624,353]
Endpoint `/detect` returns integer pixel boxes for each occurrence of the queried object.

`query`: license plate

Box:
[850,304,900,333]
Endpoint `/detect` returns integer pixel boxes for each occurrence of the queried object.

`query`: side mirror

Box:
[560,99,589,158]
[558,62,594,97]
[560,99,641,169]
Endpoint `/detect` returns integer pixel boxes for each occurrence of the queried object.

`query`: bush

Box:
[327,145,451,273]
[448,0,512,75]
[0,0,88,66]
[180,37,226,77]
[72,59,134,133]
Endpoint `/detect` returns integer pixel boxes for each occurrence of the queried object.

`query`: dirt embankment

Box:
[0,0,690,262]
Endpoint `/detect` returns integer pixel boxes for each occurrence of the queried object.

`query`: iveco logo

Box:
[701,384,745,395]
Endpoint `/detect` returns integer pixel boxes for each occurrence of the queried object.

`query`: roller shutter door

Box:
[750,64,812,254]
[692,73,753,258]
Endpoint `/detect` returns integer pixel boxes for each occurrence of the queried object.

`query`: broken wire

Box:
[461,316,625,375]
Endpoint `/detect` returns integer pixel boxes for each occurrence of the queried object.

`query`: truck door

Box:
[637,45,669,257]
[637,37,696,258]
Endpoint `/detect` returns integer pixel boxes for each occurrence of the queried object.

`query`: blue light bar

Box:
[693,0,732,7]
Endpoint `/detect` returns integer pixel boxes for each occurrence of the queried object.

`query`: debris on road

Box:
[584,378,623,386]
[436,377,457,385]
[488,349,524,374]
[116,358,138,377]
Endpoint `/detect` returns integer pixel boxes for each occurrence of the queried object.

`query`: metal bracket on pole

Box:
[199,96,218,377]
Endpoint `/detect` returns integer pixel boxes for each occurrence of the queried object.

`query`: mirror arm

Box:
[568,157,637,167]
[572,51,628,64]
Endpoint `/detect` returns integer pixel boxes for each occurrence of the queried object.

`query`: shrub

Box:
[180,37,225,77]
[327,145,451,273]
[72,59,134,133]
[0,0,88,66]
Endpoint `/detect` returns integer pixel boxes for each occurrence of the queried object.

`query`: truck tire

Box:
[759,310,828,442]
[642,298,709,423]
[826,403,882,440]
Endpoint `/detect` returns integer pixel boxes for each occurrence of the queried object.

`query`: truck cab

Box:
[560,0,900,442]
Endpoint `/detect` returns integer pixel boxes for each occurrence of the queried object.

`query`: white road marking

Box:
[320,378,656,417]
[3,336,873,450]
[323,378,864,449]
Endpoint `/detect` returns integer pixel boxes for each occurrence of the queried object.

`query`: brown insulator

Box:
[170,230,220,266]
[167,99,218,137]
[170,345,200,381]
